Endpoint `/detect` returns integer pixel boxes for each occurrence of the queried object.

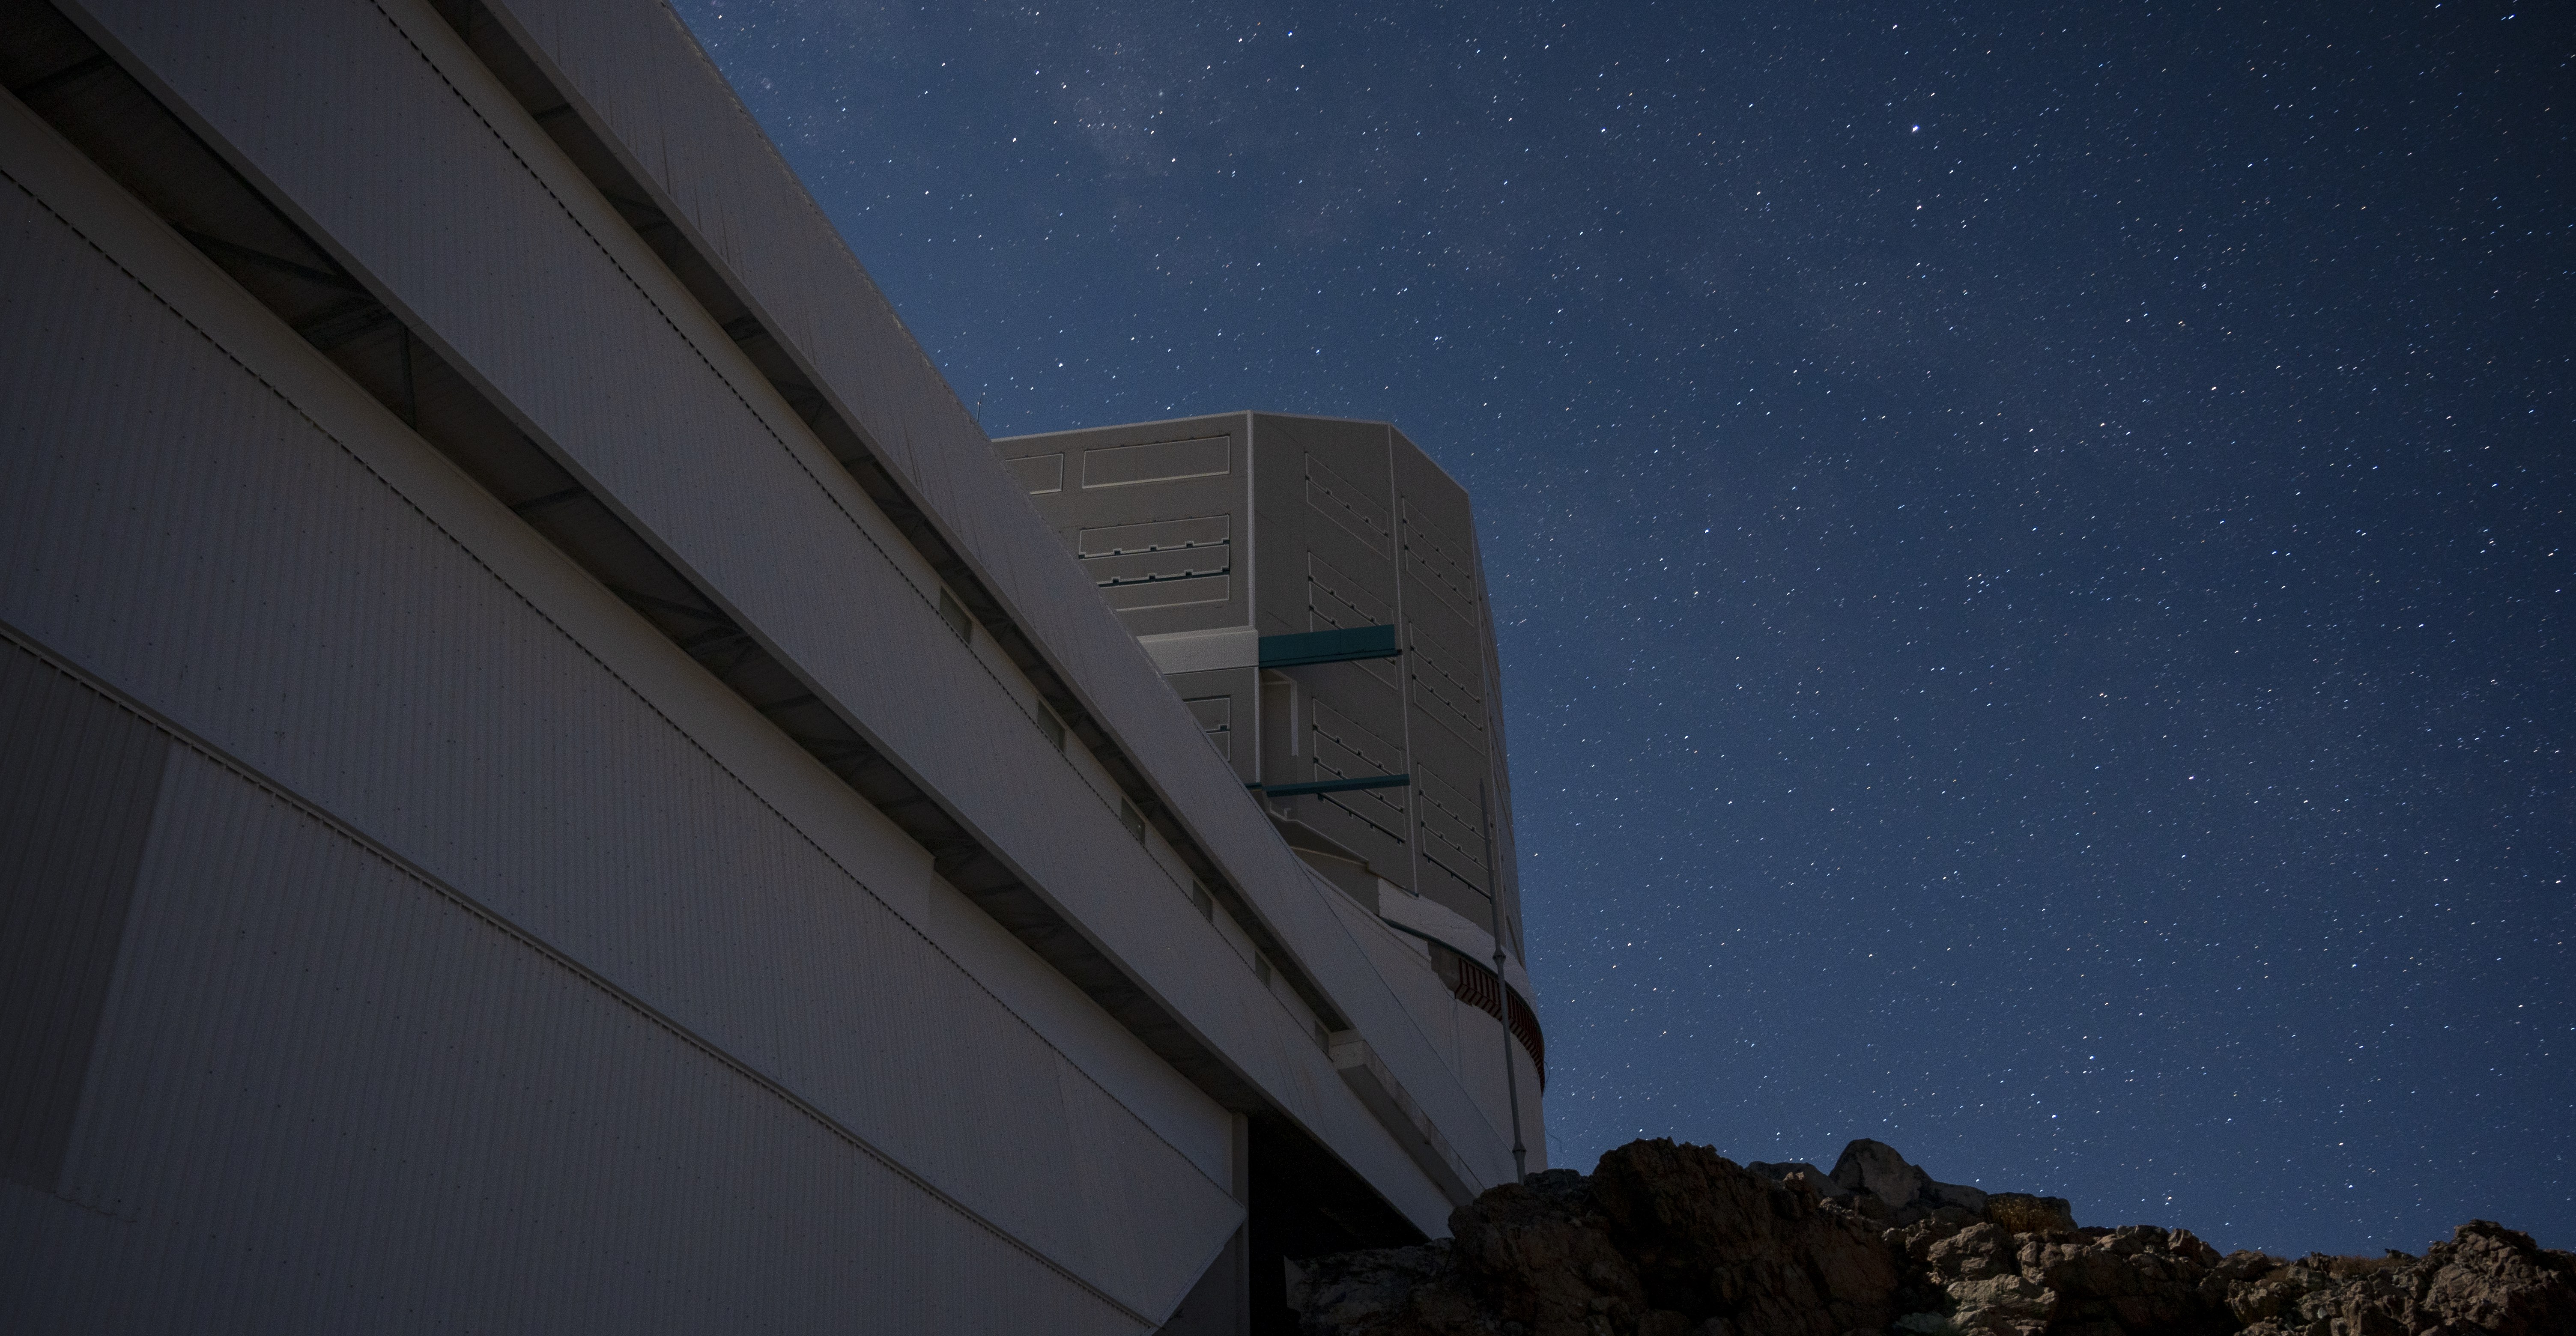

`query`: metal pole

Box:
[1481,780,1527,1184]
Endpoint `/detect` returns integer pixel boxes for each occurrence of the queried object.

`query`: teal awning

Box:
[1257,624,1400,668]
[1251,773,1412,798]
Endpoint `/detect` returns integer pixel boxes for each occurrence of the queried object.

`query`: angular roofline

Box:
[997,410,1472,494]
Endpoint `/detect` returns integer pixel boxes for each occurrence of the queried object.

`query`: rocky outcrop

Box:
[1899,1218,2235,1336]
[1286,1139,2573,1336]
[1906,1215,2576,1336]
[1745,1141,2074,1236]
[2215,1222,2576,1336]
[1289,1141,1897,1336]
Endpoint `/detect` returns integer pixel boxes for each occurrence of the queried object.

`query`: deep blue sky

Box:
[669,0,2571,1255]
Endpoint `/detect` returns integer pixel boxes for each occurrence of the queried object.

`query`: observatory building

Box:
[997,416,1540,1041]
[0,1,1541,1333]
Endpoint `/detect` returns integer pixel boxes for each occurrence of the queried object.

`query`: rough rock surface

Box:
[1291,1141,1897,1336]
[1287,1139,2573,1336]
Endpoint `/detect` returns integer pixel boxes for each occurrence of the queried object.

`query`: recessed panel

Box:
[1409,761,1489,897]
[1102,573,1230,611]
[1182,694,1232,763]
[1078,514,1230,558]
[1005,452,1065,493]
[1082,436,1230,489]
[1306,552,1392,632]
[1163,666,1258,783]
[1304,452,1391,557]
[0,640,172,1196]
[1397,495,1480,628]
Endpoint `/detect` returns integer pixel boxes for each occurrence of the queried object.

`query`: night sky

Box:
[668,1,2571,1255]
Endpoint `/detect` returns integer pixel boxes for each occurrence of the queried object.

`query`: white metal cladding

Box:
[447,0,1518,1196]
[1009,407,1545,1157]
[1320,889,1550,1174]
[0,97,1239,1319]
[53,0,1513,1224]
[0,746,1143,1335]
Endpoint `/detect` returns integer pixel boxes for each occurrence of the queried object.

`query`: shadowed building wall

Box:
[0,1,1540,1330]
[1002,414,1546,1144]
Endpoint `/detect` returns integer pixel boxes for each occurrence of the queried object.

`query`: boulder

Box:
[1745,1160,1854,1199]
[1291,1142,2573,1336]
[1820,1139,1998,1227]
[1590,1139,1902,1336]
[1983,1192,2077,1235]
[2420,1220,2576,1334]
[1830,1139,1930,1209]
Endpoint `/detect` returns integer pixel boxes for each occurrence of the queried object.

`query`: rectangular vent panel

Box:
[1005,452,1064,493]
[1304,453,1389,556]
[1081,436,1229,489]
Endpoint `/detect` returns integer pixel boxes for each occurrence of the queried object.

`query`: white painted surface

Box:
[1376,881,1540,1001]
[64,0,1504,1227]
[1140,626,1262,674]
[0,94,1235,1322]
[1,747,1145,1332]
[448,0,1518,1213]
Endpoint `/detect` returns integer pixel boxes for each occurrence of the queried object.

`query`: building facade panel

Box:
[1317,887,1550,1166]
[0,643,168,1196]
[57,7,1494,1221]
[0,113,1239,1319]
[1009,414,1530,964]
[5,746,1146,1333]
[478,0,1469,1008]
[1162,664,1259,780]
[1391,434,1513,929]
[1002,410,1548,1193]
[5,0,1550,1320]
[438,0,1522,1229]
[1000,412,1252,640]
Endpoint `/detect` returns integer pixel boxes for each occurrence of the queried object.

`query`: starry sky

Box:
[667,0,2571,1255]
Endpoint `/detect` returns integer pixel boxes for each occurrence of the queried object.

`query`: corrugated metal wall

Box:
[56,0,1499,1230]
[1392,439,1505,930]
[1,79,1236,1327]
[994,400,1550,1178]
[459,0,1519,1228]
[4,730,1137,1332]
[1315,886,1550,1176]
